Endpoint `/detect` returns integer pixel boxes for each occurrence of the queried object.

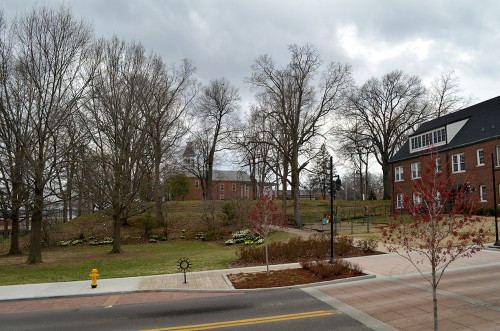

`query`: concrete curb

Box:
[0,273,377,302]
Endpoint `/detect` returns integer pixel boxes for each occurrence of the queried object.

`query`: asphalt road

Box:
[0,288,372,331]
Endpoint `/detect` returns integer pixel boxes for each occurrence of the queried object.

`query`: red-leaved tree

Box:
[381,155,487,331]
[248,196,286,275]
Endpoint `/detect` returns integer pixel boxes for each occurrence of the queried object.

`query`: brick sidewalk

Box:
[311,250,500,330]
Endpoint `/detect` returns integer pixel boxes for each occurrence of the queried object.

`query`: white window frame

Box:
[435,191,442,207]
[413,192,422,205]
[497,146,500,167]
[396,193,404,209]
[411,162,421,179]
[395,166,404,182]
[219,194,224,200]
[435,158,442,173]
[452,153,466,173]
[410,127,446,153]
[477,149,485,166]
[194,180,199,189]
[232,183,237,192]
[220,183,224,191]
[479,185,487,202]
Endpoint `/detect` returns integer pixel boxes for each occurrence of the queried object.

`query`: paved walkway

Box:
[1,234,500,330]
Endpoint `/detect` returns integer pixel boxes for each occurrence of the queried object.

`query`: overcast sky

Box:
[3,0,500,110]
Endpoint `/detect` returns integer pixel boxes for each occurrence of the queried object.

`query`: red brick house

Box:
[390,96,500,212]
[184,170,261,200]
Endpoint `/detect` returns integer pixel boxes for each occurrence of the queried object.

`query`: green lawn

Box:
[0,199,392,286]
[0,231,297,285]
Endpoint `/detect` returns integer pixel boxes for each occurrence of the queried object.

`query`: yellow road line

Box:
[140,310,340,331]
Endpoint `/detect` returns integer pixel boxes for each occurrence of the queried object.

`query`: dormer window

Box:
[410,127,446,153]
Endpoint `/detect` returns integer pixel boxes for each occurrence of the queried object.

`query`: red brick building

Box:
[390,96,500,211]
[184,170,260,200]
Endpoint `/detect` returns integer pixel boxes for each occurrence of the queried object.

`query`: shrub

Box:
[335,236,354,256]
[236,234,373,264]
[355,238,378,253]
[221,201,238,225]
[236,234,331,263]
[300,259,363,279]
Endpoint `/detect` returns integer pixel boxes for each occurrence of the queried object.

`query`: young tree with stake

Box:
[381,155,487,331]
[248,195,285,275]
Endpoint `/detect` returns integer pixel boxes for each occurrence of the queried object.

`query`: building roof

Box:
[390,96,500,162]
[186,170,252,182]
[213,170,251,182]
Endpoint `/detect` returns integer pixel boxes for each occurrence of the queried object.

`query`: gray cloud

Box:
[3,0,499,108]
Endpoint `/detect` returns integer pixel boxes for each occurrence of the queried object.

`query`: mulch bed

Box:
[227,267,366,289]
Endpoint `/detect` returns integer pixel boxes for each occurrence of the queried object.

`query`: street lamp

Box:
[329,156,341,264]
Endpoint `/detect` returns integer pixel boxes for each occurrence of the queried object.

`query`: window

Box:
[435,158,442,172]
[497,146,500,166]
[232,183,237,192]
[219,194,224,200]
[435,191,442,207]
[452,153,465,173]
[411,162,421,179]
[477,149,485,166]
[220,183,224,191]
[410,127,446,152]
[480,185,487,202]
[194,180,199,189]
[396,193,404,209]
[395,166,404,181]
[413,192,422,205]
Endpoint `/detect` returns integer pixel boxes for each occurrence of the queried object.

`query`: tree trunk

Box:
[62,197,68,223]
[281,158,288,216]
[67,168,73,220]
[154,154,164,227]
[291,150,302,227]
[432,266,439,331]
[265,243,269,276]
[249,158,258,199]
[26,182,44,264]
[110,214,122,253]
[206,158,214,200]
[8,209,22,255]
[292,174,301,227]
[2,218,8,237]
[382,163,391,199]
[163,201,169,239]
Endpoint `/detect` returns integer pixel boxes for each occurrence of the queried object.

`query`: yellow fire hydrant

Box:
[89,268,99,288]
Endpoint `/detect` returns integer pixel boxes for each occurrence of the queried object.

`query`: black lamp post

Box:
[329,156,341,264]
[491,153,500,246]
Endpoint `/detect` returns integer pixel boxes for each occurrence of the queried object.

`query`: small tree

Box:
[381,156,487,331]
[248,196,285,275]
[165,173,190,201]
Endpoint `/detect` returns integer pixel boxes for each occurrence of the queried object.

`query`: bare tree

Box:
[139,57,197,235]
[343,70,429,200]
[185,77,240,200]
[233,105,274,199]
[429,69,475,118]
[83,37,153,253]
[247,44,353,226]
[50,115,90,222]
[0,12,30,254]
[334,121,372,200]
[6,5,94,263]
[248,196,285,275]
